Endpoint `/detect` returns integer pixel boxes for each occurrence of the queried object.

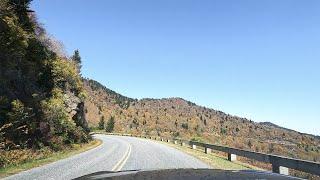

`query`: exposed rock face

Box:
[74,102,89,132]
[64,92,81,118]
[64,92,89,131]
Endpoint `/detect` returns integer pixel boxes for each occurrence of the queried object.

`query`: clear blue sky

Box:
[31,0,320,135]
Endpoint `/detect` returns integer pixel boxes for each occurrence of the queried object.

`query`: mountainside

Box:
[84,79,320,163]
[0,0,89,151]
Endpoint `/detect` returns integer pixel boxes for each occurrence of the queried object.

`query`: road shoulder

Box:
[156,140,262,171]
[0,139,102,178]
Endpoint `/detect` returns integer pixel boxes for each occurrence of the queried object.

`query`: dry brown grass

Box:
[0,139,102,178]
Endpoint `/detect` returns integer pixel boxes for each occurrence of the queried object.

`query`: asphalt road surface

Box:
[5,134,210,180]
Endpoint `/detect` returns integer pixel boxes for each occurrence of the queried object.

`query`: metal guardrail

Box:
[190,141,320,176]
[92,132,320,176]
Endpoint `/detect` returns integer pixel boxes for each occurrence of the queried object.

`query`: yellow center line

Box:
[111,143,132,171]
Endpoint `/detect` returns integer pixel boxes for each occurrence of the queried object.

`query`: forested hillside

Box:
[0,0,89,155]
[84,79,320,164]
[1,1,319,178]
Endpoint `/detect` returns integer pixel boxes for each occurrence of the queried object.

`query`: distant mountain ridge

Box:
[84,79,137,109]
[259,122,320,139]
[83,78,320,165]
[259,122,295,132]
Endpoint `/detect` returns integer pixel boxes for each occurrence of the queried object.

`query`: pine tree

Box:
[105,116,115,132]
[98,116,105,130]
[71,49,82,72]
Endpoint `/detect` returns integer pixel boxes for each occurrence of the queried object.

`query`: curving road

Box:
[5,134,210,180]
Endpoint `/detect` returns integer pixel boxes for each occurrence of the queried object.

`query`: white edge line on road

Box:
[111,143,132,171]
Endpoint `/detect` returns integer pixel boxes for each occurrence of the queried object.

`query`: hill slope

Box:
[0,0,89,150]
[83,79,320,163]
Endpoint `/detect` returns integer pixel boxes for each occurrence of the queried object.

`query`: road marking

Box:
[111,143,132,171]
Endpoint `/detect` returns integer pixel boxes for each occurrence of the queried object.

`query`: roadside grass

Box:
[0,139,102,178]
[158,140,263,171]
[90,129,106,134]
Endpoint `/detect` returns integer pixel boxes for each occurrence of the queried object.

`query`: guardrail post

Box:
[228,153,237,161]
[192,144,197,149]
[181,142,186,146]
[174,140,178,144]
[161,138,164,141]
[167,139,170,143]
[272,165,289,175]
[205,147,211,154]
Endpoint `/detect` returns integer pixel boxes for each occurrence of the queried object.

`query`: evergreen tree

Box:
[105,116,115,132]
[98,116,105,130]
[71,49,82,72]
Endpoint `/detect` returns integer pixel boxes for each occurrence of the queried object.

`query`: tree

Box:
[8,0,34,31]
[248,140,253,149]
[220,127,227,135]
[1,100,34,148]
[71,49,82,72]
[98,116,105,130]
[181,123,188,130]
[105,116,115,132]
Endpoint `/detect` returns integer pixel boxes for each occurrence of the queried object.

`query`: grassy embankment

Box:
[0,139,102,178]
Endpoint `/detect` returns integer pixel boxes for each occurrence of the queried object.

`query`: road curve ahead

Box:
[5,134,210,180]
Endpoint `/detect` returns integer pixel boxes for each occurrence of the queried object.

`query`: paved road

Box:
[5,134,210,180]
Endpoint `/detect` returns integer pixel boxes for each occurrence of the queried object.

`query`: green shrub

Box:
[190,136,205,143]
[0,100,34,149]
[49,136,65,151]
[181,123,188,130]
[220,127,227,135]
